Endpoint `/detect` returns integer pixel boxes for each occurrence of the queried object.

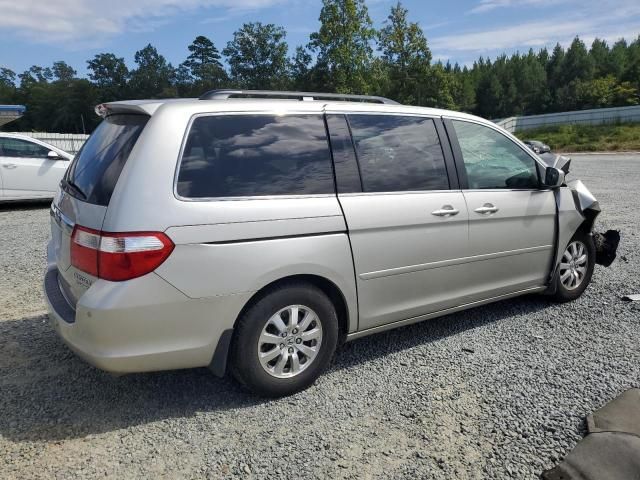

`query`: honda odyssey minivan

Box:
[44,90,606,397]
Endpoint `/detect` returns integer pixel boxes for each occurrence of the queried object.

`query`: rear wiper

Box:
[61,178,87,200]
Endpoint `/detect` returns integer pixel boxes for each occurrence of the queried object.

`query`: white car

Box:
[0,133,73,201]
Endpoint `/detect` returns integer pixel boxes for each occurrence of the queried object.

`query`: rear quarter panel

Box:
[104,102,358,332]
[155,231,358,332]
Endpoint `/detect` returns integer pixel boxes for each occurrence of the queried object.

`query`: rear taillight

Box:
[71,226,174,281]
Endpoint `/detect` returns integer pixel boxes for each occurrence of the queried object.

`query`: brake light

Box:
[70,226,174,281]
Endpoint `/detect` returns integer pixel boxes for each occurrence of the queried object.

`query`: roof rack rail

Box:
[198,89,399,105]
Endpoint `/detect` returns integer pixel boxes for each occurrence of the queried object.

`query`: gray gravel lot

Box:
[1,154,639,479]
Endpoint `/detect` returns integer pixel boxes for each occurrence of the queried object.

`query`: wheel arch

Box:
[209,273,352,377]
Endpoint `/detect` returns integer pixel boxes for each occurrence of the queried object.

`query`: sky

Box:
[1,0,639,77]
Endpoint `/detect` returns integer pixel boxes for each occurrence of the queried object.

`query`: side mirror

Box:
[543,166,565,188]
[47,150,63,160]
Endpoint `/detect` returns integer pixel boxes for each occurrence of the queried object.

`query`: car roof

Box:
[101,97,488,125]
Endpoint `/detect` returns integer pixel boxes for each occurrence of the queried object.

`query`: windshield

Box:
[65,114,148,206]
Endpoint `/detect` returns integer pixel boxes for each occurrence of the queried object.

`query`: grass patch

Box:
[514,122,640,152]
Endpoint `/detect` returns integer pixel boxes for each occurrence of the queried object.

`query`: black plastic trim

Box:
[44,268,76,324]
[325,114,363,193]
[209,329,233,377]
[206,231,346,245]
[442,118,469,189]
[434,117,459,190]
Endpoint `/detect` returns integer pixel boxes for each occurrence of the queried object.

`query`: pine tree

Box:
[180,36,228,95]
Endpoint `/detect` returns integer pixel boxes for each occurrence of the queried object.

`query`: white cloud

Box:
[433,1,640,56]
[0,0,286,46]
[431,19,592,52]
[469,0,568,14]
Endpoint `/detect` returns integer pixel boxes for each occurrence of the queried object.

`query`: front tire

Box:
[551,230,595,302]
[230,282,338,397]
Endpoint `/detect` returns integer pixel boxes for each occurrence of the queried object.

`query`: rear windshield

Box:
[65,114,148,205]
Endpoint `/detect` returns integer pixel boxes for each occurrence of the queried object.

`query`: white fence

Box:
[9,132,89,154]
[496,105,640,133]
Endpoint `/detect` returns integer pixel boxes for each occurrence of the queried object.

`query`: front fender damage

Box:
[547,179,620,292]
[565,179,620,267]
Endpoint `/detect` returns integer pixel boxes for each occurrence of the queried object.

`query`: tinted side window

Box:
[347,115,449,192]
[452,121,539,189]
[177,115,335,198]
[0,138,50,158]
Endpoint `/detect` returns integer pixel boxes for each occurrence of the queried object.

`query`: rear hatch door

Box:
[51,113,149,305]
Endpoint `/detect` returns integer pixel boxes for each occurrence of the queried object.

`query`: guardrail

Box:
[8,132,89,154]
[496,105,640,133]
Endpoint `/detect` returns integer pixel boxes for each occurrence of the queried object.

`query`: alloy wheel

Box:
[257,305,323,379]
[559,241,589,290]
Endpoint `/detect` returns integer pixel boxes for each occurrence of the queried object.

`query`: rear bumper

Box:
[43,266,251,374]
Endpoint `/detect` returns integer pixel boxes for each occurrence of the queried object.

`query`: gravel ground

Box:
[1,154,639,479]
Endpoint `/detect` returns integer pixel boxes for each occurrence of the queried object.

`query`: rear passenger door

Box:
[327,113,470,331]
[446,119,556,301]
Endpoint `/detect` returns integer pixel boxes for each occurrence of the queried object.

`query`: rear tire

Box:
[551,230,595,302]
[230,282,338,397]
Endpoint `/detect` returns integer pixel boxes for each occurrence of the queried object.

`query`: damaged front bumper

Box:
[594,230,620,267]
[547,174,620,294]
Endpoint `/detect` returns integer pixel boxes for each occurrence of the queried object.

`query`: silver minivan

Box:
[44,90,609,396]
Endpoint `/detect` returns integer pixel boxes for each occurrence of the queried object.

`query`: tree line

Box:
[1,0,639,133]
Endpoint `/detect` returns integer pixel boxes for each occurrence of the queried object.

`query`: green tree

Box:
[623,36,640,84]
[575,76,616,108]
[476,70,503,118]
[52,61,76,82]
[180,35,228,95]
[223,22,289,89]
[516,50,550,114]
[451,68,476,112]
[289,46,314,90]
[562,37,595,84]
[612,81,639,106]
[547,43,565,90]
[0,68,17,103]
[129,44,176,98]
[574,75,638,108]
[47,80,98,132]
[378,1,432,104]
[421,63,456,109]
[608,39,628,79]
[309,0,376,94]
[537,47,550,68]
[589,38,610,77]
[18,65,52,87]
[87,53,129,100]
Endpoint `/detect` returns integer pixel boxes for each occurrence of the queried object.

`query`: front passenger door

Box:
[448,120,556,302]
[0,137,68,197]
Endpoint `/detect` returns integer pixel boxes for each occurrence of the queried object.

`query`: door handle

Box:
[432,205,460,217]
[474,204,499,214]
[2,164,17,169]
